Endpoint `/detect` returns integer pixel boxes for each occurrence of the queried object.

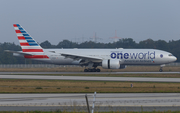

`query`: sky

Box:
[0,0,180,45]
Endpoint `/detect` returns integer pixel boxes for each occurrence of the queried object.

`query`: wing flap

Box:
[60,53,102,62]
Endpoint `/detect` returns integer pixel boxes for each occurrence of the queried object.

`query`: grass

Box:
[0,66,179,72]
[0,79,180,93]
[36,87,43,89]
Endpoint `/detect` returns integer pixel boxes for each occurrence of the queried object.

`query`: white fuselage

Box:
[32,48,177,65]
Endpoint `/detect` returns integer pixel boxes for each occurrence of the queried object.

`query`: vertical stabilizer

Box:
[13,24,43,53]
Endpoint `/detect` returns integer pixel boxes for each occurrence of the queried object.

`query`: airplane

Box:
[5,24,177,72]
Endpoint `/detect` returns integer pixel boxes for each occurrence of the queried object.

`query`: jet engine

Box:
[102,59,120,69]
[102,59,126,69]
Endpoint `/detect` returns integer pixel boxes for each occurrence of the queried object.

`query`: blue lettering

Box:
[117,53,123,59]
[111,53,116,59]
[150,51,155,59]
[124,53,129,59]
[138,52,144,59]
[130,53,138,59]
[143,53,147,59]
[110,51,155,59]
[148,51,149,59]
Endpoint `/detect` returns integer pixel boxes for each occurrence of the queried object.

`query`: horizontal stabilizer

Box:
[4,50,32,56]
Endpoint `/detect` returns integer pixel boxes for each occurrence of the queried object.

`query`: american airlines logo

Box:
[111,51,155,59]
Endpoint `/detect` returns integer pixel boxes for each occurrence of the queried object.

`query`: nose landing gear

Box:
[159,68,163,72]
[159,64,165,72]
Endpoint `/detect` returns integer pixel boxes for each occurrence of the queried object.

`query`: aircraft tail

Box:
[13,24,43,53]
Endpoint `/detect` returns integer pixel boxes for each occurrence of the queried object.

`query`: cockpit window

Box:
[168,54,173,56]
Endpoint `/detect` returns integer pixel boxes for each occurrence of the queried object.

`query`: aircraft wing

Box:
[4,50,32,56]
[60,53,102,62]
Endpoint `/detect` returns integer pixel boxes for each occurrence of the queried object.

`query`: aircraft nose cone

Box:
[168,56,177,63]
[175,56,177,61]
[171,56,177,62]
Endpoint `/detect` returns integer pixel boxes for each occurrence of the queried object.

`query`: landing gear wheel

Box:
[97,68,100,72]
[159,69,163,72]
[84,69,88,72]
[88,69,92,72]
[84,68,100,72]
[93,68,97,72]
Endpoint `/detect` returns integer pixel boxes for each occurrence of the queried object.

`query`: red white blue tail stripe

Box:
[13,24,49,59]
[13,24,43,52]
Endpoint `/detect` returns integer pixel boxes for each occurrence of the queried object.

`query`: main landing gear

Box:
[84,68,101,72]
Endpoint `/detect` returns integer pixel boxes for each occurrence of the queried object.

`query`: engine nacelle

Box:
[102,59,120,69]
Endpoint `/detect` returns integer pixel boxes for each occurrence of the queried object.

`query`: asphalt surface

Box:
[0,93,180,111]
[0,72,180,111]
[1,75,180,82]
[1,106,180,112]
[0,71,179,75]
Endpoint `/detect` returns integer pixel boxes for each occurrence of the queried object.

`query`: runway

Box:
[0,71,179,75]
[0,93,180,111]
[1,75,180,82]
[0,72,180,111]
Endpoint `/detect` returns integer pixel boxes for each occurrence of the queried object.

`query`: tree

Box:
[40,40,52,48]
[138,39,155,49]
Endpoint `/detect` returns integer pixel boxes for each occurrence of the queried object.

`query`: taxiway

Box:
[0,71,179,75]
[0,75,180,82]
